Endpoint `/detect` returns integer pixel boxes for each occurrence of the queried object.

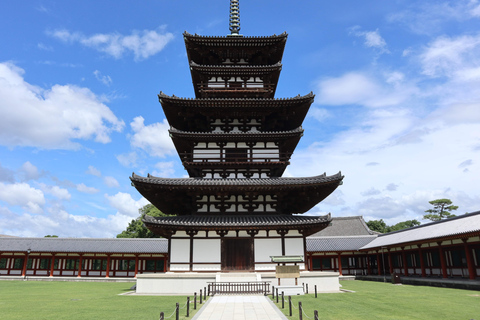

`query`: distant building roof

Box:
[309,216,377,237]
[361,211,480,250]
[307,235,377,252]
[0,237,168,254]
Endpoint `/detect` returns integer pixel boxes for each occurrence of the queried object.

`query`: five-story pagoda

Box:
[131,0,343,272]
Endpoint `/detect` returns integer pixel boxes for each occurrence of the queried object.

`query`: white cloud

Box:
[103,176,120,188]
[419,34,480,79]
[0,163,15,183]
[117,151,138,167]
[349,26,389,54]
[0,182,45,214]
[0,62,124,149]
[129,116,175,158]
[105,192,149,217]
[152,161,175,177]
[76,183,99,194]
[39,183,71,201]
[20,161,40,181]
[93,70,112,86]
[86,165,101,177]
[48,26,174,61]
[316,72,416,108]
[308,107,330,122]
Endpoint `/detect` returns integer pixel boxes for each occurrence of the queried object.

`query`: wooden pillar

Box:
[134,255,139,277]
[417,246,426,277]
[401,248,408,276]
[366,255,371,275]
[463,240,477,280]
[21,252,29,277]
[438,242,448,279]
[388,251,393,274]
[77,255,83,277]
[337,253,343,276]
[376,252,382,276]
[106,255,111,278]
[49,254,55,277]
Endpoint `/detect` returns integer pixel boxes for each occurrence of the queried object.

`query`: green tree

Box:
[367,219,421,233]
[423,199,458,221]
[366,219,388,233]
[116,204,170,238]
[388,220,421,232]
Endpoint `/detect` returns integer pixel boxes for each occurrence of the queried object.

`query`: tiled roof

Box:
[144,214,331,228]
[309,216,377,237]
[131,172,343,187]
[0,237,168,254]
[183,31,288,42]
[307,236,377,252]
[169,126,304,138]
[158,92,314,104]
[361,211,480,250]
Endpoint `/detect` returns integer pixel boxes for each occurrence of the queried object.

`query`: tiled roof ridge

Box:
[0,237,165,241]
[169,126,303,135]
[377,210,480,238]
[158,91,314,102]
[307,235,378,239]
[132,171,343,185]
[183,31,288,40]
[190,61,282,69]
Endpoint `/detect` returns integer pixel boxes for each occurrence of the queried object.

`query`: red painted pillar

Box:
[106,255,111,278]
[49,254,55,277]
[376,252,382,276]
[337,253,343,276]
[21,252,29,277]
[438,243,448,279]
[134,255,139,278]
[463,240,477,280]
[388,251,393,274]
[77,255,83,277]
[401,248,408,276]
[418,246,426,277]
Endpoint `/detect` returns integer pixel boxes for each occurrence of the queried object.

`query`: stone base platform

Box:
[136,271,340,295]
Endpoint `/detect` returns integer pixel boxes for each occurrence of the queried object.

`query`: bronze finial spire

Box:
[229,0,241,36]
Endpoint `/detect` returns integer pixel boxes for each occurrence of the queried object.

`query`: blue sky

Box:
[1,0,480,237]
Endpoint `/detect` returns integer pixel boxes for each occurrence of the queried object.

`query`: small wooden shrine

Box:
[130,0,343,272]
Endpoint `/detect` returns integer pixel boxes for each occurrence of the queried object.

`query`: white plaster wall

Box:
[192,264,221,271]
[193,239,221,263]
[285,238,304,256]
[255,238,282,262]
[171,239,190,263]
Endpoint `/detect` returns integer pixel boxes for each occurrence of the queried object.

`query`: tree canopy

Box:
[423,198,458,222]
[366,219,421,233]
[116,204,169,238]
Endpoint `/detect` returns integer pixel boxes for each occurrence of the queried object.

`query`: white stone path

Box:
[192,295,287,320]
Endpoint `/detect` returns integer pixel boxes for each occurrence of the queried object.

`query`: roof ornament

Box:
[229,0,242,37]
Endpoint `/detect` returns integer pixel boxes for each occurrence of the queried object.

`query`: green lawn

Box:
[0,281,205,320]
[272,280,480,320]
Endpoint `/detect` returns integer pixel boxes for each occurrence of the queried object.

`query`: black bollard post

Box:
[276,288,278,303]
[204,287,207,300]
[314,310,319,320]
[315,285,317,298]
[187,297,190,317]
[194,292,197,309]
[281,291,284,309]
[299,301,303,320]
[306,283,308,294]
[200,289,203,304]
[272,285,275,299]
[176,302,179,320]
[160,312,164,320]
[288,296,292,317]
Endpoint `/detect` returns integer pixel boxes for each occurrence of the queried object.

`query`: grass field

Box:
[272,280,480,320]
[0,281,204,320]
[1,280,479,319]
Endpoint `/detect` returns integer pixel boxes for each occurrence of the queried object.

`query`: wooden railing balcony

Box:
[208,281,270,296]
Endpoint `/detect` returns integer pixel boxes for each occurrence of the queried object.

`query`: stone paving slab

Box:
[192,295,287,320]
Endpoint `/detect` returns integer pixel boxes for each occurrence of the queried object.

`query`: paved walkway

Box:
[192,295,287,320]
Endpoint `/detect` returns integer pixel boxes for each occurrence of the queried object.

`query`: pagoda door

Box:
[221,238,254,271]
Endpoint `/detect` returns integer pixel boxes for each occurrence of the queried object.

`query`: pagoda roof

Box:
[183,32,288,66]
[143,213,331,238]
[159,93,313,132]
[190,61,282,75]
[130,172,344,215]
[169,126,303,140]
